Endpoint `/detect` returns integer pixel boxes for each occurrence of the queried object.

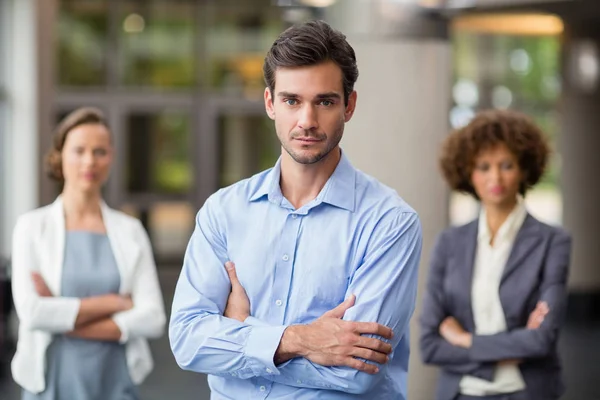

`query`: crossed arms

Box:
[419,230,571,380]
[168,198,423,394]
[11,216,165,343]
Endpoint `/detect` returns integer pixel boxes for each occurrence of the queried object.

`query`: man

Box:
[169,20,422,399]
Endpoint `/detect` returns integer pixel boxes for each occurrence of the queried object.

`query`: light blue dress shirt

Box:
[169,151,422,399]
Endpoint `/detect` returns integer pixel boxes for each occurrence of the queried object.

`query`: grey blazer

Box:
[419,214,572,400]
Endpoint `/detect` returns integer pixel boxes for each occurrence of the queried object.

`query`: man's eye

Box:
[320,100,333,107]
[285,99,297,106]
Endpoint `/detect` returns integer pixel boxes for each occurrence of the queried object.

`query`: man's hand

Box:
[224,262,250,322]
[223,262,394,374]
[439,316,472,348]
[31,272,52,297]
[275,295,394,374]
[527,301,549,329]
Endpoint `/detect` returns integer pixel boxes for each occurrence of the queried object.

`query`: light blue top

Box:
[23,232,138,400]
[169,151,422,399]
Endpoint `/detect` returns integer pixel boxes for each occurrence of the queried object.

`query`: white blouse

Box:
[459,198,527,396]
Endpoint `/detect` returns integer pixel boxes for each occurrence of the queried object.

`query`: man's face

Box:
[264,60,357,165]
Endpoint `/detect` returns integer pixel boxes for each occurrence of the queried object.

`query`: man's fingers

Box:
[351,321,393,340]
[322,294,356,319]
[349,347,389,365]
[356,336,392,354]
[342,357,379,374]
[225,262,241,286]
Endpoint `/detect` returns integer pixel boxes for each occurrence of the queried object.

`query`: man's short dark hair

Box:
[263,20,359,106]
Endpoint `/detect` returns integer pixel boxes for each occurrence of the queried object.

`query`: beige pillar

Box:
[325,2,451,398]
[0,0,55,255]
[560,20,600,320]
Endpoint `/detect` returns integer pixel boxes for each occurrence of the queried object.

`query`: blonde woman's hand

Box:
[31,272,52,297]
[118,294,134,311]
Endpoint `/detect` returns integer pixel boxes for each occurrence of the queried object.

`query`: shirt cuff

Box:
[112,312,129,344]
[60,297,82,332]
[245,325,287,376]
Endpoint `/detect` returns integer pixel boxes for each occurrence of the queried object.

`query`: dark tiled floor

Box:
[1,268,599,400]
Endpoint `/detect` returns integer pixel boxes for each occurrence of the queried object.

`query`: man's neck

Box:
[280,148,341,210]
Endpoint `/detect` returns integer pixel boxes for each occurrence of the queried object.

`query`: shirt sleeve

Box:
[168,193,287,379]
[419,231,495,381]
[112,220,166,343]
[262,210,423,394]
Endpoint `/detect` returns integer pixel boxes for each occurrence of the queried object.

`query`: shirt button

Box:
[275,299,283,306]
[230,372,237,377]
[297,379,302,384]
[266,368,272,373]
[282,254,289,261]
[292,214,298,219]
[259,385,266,391]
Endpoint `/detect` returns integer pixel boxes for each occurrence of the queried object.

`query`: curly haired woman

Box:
[420,109,572,400]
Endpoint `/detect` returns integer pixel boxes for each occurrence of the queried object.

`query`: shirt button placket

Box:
[272,212,301,325]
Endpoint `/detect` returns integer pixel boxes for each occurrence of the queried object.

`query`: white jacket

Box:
[11,196,166,394]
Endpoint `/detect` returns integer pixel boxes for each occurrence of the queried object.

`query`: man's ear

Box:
[265,87,275,120]
[344,91,357,123]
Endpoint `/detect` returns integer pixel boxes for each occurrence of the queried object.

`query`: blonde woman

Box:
[11,107,165,400]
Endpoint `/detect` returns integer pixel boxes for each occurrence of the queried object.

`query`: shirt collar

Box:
[248,150,356,212]
[478,195,528,244]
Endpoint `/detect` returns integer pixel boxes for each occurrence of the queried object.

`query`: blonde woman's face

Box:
[61,123,113,193]
[470,143,523,208]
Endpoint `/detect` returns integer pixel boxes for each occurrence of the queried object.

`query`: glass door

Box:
[115,105,197,265]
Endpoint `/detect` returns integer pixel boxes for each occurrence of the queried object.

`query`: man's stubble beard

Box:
[281,127,344,165]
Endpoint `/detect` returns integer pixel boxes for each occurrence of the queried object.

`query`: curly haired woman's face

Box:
[61,123,113,193]
[471,143,522,208]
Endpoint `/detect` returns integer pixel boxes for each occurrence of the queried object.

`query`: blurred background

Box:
[0,0,598,399]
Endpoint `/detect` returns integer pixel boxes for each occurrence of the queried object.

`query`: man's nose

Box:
[298,105,318,131]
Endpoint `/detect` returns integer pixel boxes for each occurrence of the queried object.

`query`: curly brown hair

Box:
[46,107,110,182]
[439,109,550,199]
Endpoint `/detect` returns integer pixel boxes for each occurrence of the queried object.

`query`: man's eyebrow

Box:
[277,91,299,98]
[315,92,342,99]
[276,91,342,100]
